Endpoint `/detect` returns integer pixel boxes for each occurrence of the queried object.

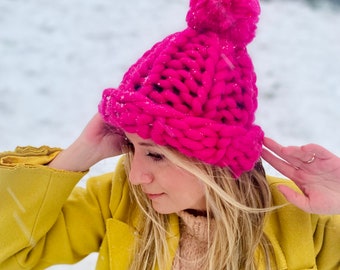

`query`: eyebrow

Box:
[138,142,156,147]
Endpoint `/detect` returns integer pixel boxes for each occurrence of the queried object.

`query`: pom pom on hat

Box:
[186,0,260,45]
[99,0,264,178]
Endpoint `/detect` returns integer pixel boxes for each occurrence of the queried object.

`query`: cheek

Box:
[178,180,206,211]
[169,171,205,199]
[186,181,206,201]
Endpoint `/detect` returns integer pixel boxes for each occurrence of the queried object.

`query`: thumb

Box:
[277,185,311,212]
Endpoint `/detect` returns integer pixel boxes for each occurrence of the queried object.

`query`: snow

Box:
[0,0,339,269]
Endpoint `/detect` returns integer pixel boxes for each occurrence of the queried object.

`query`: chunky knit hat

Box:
[99,0,264,177]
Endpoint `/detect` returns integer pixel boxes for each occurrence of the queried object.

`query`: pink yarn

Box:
[186,0,260,45]
[99,0,264,178]
[100,89,263,176]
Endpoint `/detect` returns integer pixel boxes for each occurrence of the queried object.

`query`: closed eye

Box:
[146,151,165,162]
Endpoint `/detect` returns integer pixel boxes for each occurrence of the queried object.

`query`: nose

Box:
[128,155,153,185]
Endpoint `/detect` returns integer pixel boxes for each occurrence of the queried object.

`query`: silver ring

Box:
[305,153,316,164]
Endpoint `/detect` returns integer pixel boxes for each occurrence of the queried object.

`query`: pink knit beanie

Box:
[99,0,264,178]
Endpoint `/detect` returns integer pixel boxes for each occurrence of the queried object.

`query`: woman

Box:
[1,0,340,269]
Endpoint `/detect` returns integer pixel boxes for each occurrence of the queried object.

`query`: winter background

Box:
[1,0,339,269]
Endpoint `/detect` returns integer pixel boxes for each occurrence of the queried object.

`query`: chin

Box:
[152,203,179,215]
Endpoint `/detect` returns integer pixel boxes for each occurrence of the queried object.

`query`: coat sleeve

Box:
[267,176,340,269]
[314,214,340,269]
[0,146,113,269]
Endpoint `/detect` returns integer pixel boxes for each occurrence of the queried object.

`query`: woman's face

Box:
[126,133,206,214]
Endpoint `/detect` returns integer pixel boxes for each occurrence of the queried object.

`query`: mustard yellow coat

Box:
[0,146,340,269]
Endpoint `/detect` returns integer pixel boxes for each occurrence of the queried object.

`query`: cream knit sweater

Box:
[172,211,215,270]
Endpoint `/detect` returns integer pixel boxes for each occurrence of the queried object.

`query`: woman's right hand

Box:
[262,137,340,215]
[48,113,125,172]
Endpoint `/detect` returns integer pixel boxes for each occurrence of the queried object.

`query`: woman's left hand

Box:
[261,137,340,215]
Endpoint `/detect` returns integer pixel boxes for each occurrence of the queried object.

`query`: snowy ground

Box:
[1,0,340,269]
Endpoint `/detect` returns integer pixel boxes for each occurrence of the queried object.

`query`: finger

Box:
[282,146,316,164]
[263,137,301,165]
[300,144,336,160]
[264,138,317,168]
[263,137,284,156]
[277,185,311,213]
[261,148,299,178]
[264,137,337,161]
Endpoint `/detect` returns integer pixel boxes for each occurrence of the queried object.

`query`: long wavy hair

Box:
[124,145,276,270]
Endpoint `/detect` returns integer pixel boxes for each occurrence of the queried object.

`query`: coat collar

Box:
[106,214,180,270]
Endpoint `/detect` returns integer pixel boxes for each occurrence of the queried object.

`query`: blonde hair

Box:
[125,146,276,270]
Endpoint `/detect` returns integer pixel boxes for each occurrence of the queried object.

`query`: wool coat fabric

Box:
[0,146,340,269]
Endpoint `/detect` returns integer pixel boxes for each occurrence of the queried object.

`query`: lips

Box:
[146,193,164,200]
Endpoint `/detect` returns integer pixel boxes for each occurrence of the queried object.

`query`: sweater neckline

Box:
[177,210,215,242]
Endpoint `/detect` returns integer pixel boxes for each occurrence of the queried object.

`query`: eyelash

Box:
[146,151,165,162]
[123,139,164,162]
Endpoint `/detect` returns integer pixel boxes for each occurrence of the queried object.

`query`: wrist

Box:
[48,140,99,172]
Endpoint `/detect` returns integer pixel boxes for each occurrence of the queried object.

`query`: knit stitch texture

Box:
[99,0,263,177]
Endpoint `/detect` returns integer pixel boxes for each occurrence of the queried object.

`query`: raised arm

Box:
[262,137,340,214]
[49,113,125,171]
[0,113,124,269]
